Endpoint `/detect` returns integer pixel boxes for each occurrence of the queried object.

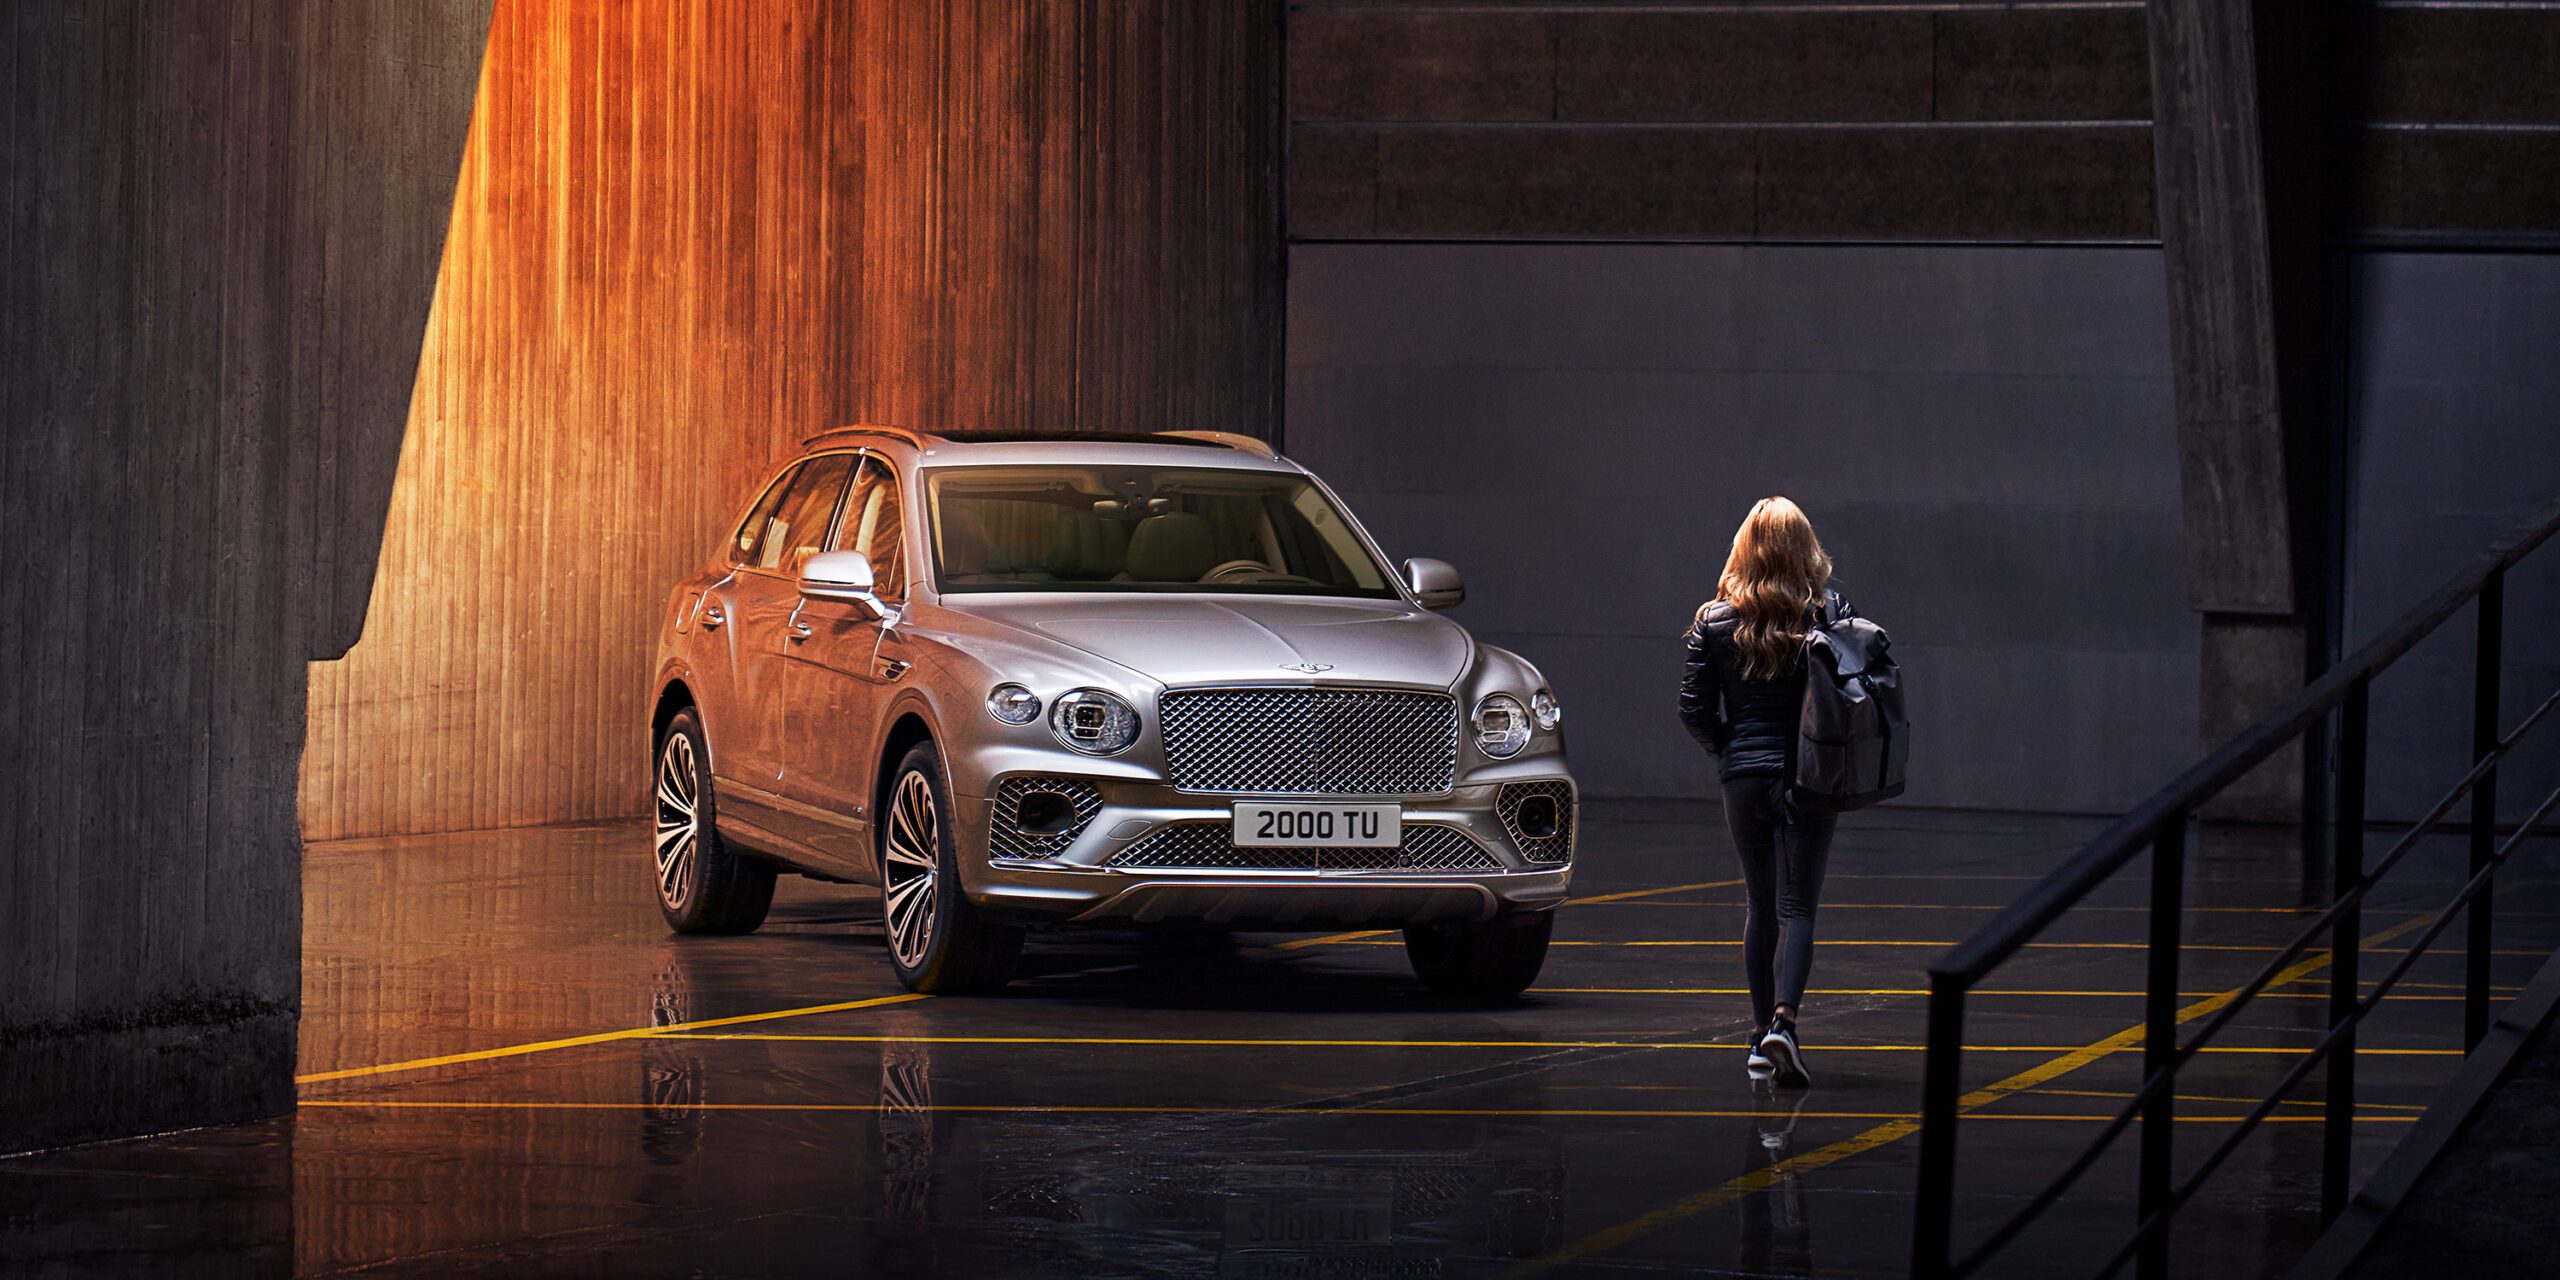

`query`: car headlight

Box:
[987,683,1042,725]
[1050,688,1140,755]
[1473,694,1531,759]
[1530,687,1561,731]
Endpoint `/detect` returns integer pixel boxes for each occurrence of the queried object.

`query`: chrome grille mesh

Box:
[1106,823,1498,872]
[986,777,1102,863]
[1496,780,1576,864]
[1158,687,1459,795]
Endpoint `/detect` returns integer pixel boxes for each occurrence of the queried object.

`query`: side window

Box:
[754,454,855,576]
[729,466,798,566]
[833,456,909,600]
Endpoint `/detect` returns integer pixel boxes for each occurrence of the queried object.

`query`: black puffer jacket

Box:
[1679,590,1854,781]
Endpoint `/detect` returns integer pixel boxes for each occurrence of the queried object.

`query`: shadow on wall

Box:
[1285,242,2197,815]
[1,0,489,1151]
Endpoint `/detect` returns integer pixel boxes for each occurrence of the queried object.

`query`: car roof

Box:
[794,427,1300,473]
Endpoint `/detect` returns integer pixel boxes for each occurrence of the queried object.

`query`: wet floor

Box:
[6,801,2557,1278]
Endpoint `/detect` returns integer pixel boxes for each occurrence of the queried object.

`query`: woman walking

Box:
[1679,497,1849,1087]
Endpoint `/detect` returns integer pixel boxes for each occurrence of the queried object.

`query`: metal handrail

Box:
[1911,499,2560,1280]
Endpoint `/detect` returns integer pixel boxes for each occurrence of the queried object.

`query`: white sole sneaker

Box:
[1759,1026,1811,1087]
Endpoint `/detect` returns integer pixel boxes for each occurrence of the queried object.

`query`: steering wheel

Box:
[1205,559,1276,581]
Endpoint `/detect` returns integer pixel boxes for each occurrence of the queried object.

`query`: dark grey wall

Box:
[2348,253,2560,824]
[1286,243,2194,813]
[0,1,488,1151]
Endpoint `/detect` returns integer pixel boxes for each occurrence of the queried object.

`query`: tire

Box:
[1404,912,1554,999]
[653,709,776,935]
[879,740,1024,994]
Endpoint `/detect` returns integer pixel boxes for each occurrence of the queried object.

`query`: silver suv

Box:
[648,428,1575,995]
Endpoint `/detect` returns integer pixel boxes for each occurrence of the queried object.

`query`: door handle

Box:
[699,604,726,630]
[787,621,813,642]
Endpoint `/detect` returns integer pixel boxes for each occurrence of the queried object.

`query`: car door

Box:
[782,452,912,872]
[681,464,796,765]
[718,453,857,820]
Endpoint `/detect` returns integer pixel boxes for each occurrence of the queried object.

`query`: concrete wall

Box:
[1286,242,2194,813]
[0,1,488,1151]
[2348,253,2560,824]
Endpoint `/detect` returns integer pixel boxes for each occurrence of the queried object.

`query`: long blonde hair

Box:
[1712,497,1832,679]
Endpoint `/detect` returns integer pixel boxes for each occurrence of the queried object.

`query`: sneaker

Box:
[1758,1017,1811,1088]
[1746,1027,1775,1076]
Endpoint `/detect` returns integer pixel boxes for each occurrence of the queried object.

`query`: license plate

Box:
[1232,802,1401,848]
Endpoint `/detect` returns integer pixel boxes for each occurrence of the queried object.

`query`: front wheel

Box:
[654,709,775,934]
[1404,912,1553,1000]
[879,741,1024,994]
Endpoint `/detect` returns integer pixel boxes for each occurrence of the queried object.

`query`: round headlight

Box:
[1050,688,1140,756]
[1530,687,1562,731]
[987,683,1042,725]
[1474,694,1532,759]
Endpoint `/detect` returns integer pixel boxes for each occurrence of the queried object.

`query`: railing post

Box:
[2323,683,2369,1225]
[2468,569,2504,1051]
[2138,821,2187,1280]
[1913,974,1968,1280]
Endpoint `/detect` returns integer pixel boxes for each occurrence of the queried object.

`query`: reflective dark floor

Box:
[6,802,2558,1278]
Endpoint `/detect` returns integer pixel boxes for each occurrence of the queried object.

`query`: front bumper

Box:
[954,777,1576,927]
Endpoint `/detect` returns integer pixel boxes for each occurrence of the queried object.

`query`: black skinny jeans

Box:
[1722,774,1838,1028]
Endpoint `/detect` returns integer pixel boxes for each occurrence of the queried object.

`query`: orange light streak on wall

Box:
[301,2,1279,840]
[300,2,855,839]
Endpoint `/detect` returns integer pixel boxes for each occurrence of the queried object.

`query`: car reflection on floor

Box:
[629,943,1570,1276]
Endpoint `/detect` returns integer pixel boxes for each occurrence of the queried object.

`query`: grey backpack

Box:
[1794,599,1908,811]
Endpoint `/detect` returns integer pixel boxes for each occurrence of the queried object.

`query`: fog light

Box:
[1515,794,1561,840]
[1013,789,1078,835]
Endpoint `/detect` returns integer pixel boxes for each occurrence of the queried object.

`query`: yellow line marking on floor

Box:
[1273,879,1745,950]
[1498,910,2440,1277]
[1362,938,2545,955]
[1528,987,2490,1001]
[1597,901,2409,915]
[2021,1087,2427,1112]
[1271,928,1399,951]
[293,993,930,1085]
[662,1032,2462,1055]
[294,1099,2418,1123]
[1561,879,1749,904]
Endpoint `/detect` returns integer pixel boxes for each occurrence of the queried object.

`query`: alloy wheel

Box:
[654,732,701,910]
[883,770,940,969]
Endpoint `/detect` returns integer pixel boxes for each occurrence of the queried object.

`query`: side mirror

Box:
[1403,557,1465,611]
[800,550,884,617]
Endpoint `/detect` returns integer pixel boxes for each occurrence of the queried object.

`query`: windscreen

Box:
[926,466,1396,597]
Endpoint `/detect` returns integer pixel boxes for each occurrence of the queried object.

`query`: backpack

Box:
[1794,597,1908,811]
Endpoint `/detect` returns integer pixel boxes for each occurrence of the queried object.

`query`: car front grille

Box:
[987,776,1102,862]
[1158,687,1459,795]
[1105,822,1499,873]
[1496,780,1575,864]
